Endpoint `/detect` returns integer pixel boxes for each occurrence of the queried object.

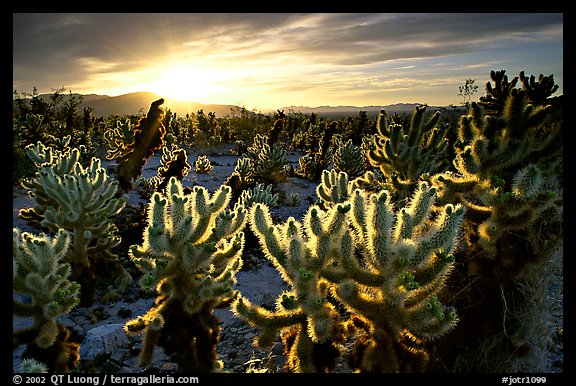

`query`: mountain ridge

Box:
[16,91,465,118]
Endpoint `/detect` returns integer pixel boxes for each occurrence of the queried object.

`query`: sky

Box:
[13,13,563,111]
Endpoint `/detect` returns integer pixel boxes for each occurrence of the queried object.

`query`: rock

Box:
[80,323,130,361]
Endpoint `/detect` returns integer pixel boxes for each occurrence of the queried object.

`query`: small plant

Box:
[195,155,213,174]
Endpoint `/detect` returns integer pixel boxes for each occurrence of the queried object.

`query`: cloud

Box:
[13,13,563,106]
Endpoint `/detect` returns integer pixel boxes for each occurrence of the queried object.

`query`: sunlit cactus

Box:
[13,228,81,372]
[233,179,465,373]
[364,106,451,199]
[333,138,365,179]
[19,144,129,306]
[238,183,279,209]
[103,118,135,160]
[329,182,465,372]
[115,98,166,192]
[316,169,354,208]
[194,154,213,174]
[430,73,563,372]
[125,177,247,372]
[232,202,349,372]
[434,89,562,262]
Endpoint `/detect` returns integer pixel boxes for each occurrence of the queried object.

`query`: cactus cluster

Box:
[363,106,451,199]
[295,121,338,181]
[19,142,129,305]
[232,176,465,372]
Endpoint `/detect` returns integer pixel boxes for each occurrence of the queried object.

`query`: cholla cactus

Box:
[316,169,354,208]
[434,90,562,262]
[331,182,465,372]
[295,121,338,181]
[103,118,135,160]
[232,202,350,372]
[430,79,563,372]
[238,183,279,209]
[232,157,255,186]
[124,177,247,372]
[245,133,289,183]
[157,145,191,191]
[195,155,213,174]
[115,99,166,192]
[233,179,465,372]
[230,139,247,156]
[19,142,85,227]
[20,358,49,373]
[20,147,129,306]
[45,134,71,153]
[13,228,81,372]
[333,138,365,179]
[364,107,451,199]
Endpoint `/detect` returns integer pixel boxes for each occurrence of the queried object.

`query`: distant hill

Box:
[77,92,241,118]
[14,91,466,119]
[279,103,466,119]
[14,92,242,118]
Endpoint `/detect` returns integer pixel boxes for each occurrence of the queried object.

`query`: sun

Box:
[144,65,224,103]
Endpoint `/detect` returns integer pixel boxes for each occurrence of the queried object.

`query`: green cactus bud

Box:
[140,274,157,291]
[149,315,165,331]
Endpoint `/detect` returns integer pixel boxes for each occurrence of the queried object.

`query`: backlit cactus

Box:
[331,182,465,372]
[124,177,247,372]
[233,178,465,372]
[238,183,279,209]
[333,138,365,179]
[13,228,81,372]
[115,98,166,192]
[364,107,451,199]
[232,202,350,372]
[316,169,354,208]
[430,73,563,372]
[19,144,129,306]
[194,154,213,174]
[434,89,562,262]
[19,142,85,227]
